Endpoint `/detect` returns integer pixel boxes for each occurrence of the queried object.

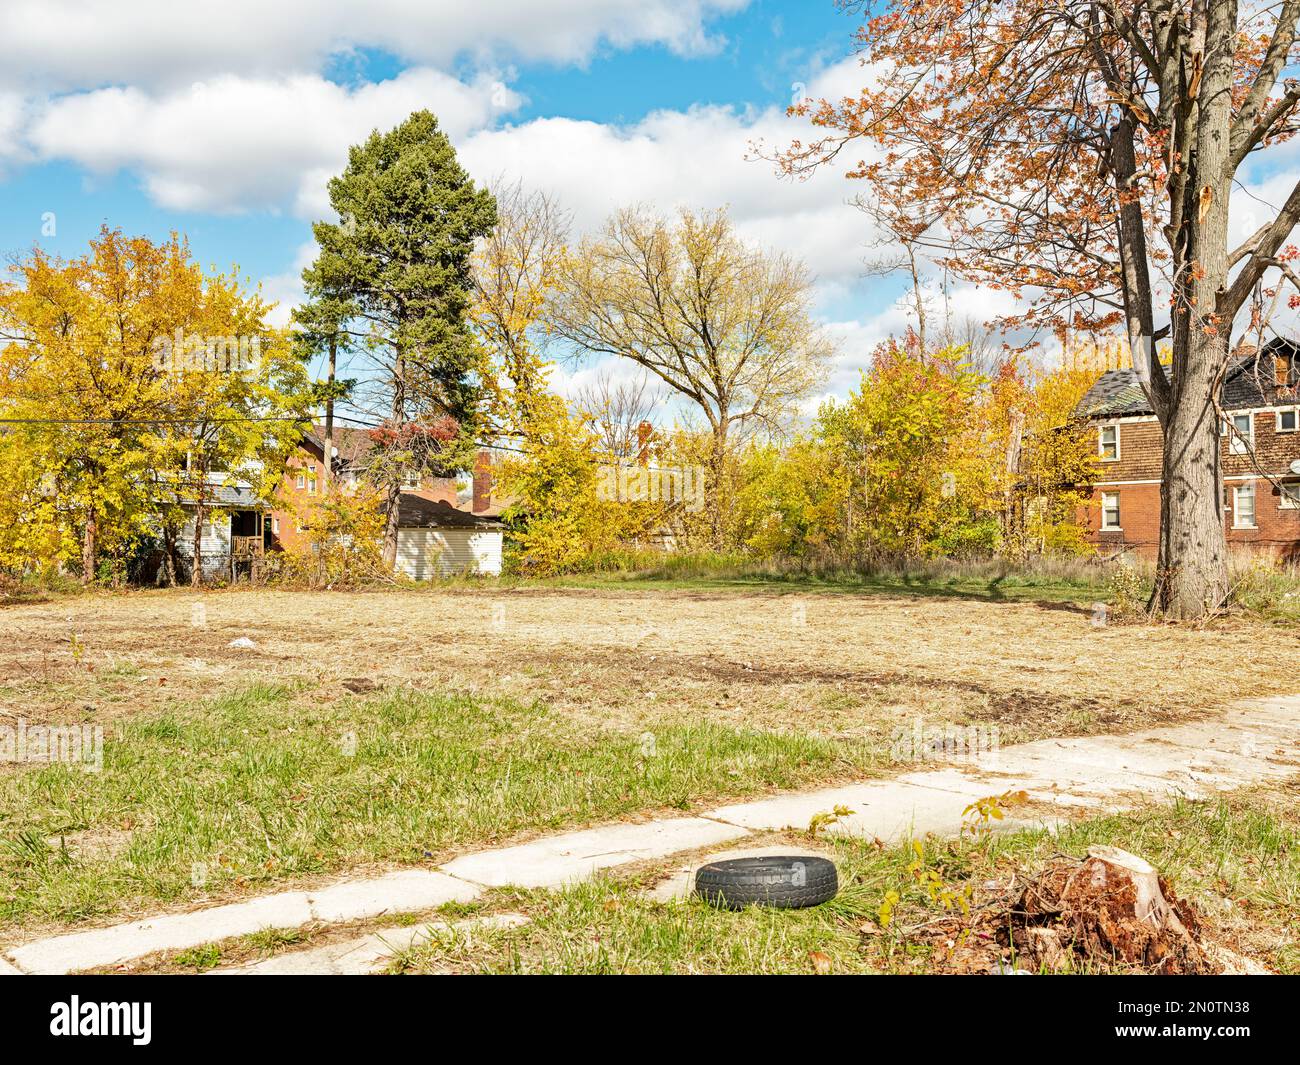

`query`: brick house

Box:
[1075,338,1300,560]
[269,425,504,575]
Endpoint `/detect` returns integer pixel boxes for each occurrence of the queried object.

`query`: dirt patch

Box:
[2,587,1294,746]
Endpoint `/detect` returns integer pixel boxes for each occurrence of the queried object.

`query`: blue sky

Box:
[3,0,1295,406]
[0,1,940,402]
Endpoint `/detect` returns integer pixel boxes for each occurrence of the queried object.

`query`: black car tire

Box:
[694,855,838,910]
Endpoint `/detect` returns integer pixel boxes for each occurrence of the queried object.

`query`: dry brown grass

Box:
[3,583,1296,747]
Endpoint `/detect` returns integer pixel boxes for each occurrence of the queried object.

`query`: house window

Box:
[1278,408,1298,433]
[307,465,317,494]
[1228,413,1252,455]
[296,472,305,490]
[272,517,280,533]
[402,470,421,489]
[1233,483,1257,528]
[1100,491,1121,531]
[1098,424,1120,461]
[1281,481,1300,510]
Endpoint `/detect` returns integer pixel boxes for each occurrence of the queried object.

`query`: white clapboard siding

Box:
[177,513,232,577]
[396,528,503,579]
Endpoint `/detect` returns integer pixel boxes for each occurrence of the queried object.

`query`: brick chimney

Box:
[636,421,653,467]
[472,449,492,513]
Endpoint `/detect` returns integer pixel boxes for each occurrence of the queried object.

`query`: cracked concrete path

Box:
[210,914,531,976]
[4,694,1297,976]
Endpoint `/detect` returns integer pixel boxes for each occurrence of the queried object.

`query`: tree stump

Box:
[1007,846,1215,974]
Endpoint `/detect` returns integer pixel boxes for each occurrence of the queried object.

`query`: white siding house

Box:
[395,497,504,579]
[169,482,268,583]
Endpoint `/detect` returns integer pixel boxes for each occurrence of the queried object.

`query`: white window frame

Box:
[1229,412,1253,455]
[1233,482,1257,529]
[1280,480,1300,510]
[295,472,306,490]
[1098,424,1120,462]
[1100,491,1121,531]
[1277,407,1299,433]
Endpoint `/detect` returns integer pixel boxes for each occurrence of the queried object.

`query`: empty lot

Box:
[5,582,1296,737]
[2,581,1298,939]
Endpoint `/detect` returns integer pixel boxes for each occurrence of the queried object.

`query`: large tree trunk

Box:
[160,523,178,587]
[1154,378,1228,617]
[382,480,401,570]
[1153,1,1234,619]
[707,421,729,549]
[381,351,406,570]
[323,333,336,490]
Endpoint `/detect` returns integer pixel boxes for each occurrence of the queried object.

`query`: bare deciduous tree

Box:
[783,0,1300,618]
[554,206,833,543]
[472,180,571,438]
[574,369,664,461]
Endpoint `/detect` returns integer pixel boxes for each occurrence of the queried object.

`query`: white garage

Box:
[395,497,504,579]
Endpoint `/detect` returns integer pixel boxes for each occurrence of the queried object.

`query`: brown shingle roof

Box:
[303,424,374,468]
[1075,338,1299,418]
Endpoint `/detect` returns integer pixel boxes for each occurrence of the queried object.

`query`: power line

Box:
[0,416,310,425]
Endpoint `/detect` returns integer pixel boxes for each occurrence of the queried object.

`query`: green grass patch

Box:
[396,787,1300,975]
[0,682,875,931]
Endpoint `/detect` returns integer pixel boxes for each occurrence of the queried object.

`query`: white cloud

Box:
[0,93,31,167]
[0,0,750,92]
[16,52,882,301]
[258,241,319,328]
[5,44,908,398]
[459,62,885,295]
[28,68,522,214]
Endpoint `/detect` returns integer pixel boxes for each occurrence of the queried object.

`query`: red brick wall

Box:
[270,447,325,552]
[1082,411,1300,560]
[269,443,461,552]
[404,478,459,505]
[1079,482,1162,558]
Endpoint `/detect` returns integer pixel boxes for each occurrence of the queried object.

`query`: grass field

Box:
[2,577,1298,961]
[387,784,1300,975]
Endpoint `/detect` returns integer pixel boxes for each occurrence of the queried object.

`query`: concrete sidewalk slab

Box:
[440,817,750,889]
[308,870,479,923]
[7,891,314,975]
[212,914,529,975]
[706,780,1056,841]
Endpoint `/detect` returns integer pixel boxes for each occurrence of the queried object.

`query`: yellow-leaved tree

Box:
[818,342,991,560]
[0,230,195,580]
[0,227,311,584]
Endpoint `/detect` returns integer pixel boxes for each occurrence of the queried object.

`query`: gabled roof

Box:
[1076,338,1300,418]
[301,423,375,468]
[1076,367,1165,417]
[397,495,503,530]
